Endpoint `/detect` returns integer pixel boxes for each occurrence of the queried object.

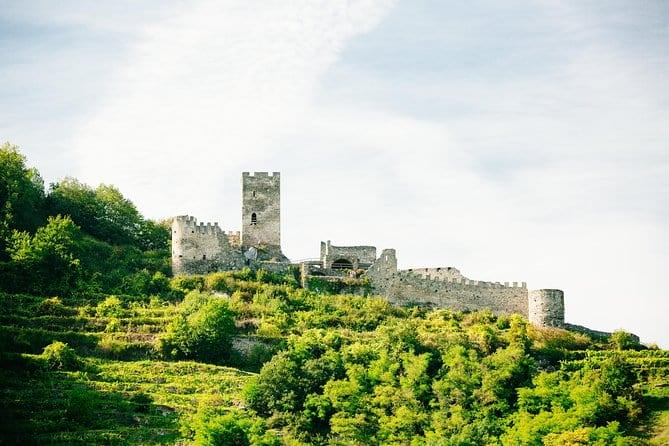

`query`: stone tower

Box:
[528,289,565,328]
[241,172,282,258]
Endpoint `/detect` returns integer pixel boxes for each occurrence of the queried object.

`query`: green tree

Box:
[0,142,45,257]
[47,178,168,250]
[7,215,82,294]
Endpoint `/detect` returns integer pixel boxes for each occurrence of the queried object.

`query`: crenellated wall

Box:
[365,249,563,323]
[406,267,467,281]
[171,215,245,275]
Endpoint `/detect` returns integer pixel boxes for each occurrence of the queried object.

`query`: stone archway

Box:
[331,258,354,271]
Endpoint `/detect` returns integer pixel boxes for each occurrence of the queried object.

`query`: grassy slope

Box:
[1,289,668,444]
[0,293,251,445]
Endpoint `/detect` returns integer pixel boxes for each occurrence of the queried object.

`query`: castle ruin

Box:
[172,172,286,275]
[172,172,565,328]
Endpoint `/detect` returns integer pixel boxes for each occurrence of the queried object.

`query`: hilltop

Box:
[0,142,668,445]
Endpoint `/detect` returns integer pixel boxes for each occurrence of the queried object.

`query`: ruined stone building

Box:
[172,172,565,328]
[172,172,286,275]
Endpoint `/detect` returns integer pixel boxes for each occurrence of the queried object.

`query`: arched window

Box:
[251,212,257,225]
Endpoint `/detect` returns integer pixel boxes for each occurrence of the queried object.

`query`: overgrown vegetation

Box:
[0,143,667,444]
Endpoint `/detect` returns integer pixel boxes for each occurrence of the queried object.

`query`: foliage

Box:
[46,178,168,250]
[158,292,237,364]
[40,341,80,370]
[95,295,125,317]
[6,215,82,294]
[36,297,77,316]
[611,330,642,351]
[0,142,45,258]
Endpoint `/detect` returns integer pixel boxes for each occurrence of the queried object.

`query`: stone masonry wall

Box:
[320,241,377,269]
[366,248,529,318]
[406,267,467,281]
[386,272,529,317]
[172,215,245,275]
[528,289,565,327]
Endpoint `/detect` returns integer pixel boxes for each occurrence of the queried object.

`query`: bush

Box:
[36,297,77,316]
[96,295,125,317]
[194,412,251,446]
[610,330,641,351]
[170,275,205,292]
[41,341,80,370]
[158,293,236,364]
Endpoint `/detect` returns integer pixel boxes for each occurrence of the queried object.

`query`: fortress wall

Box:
[225,231,241,248]
[385,272,529,317]
[366,249,527,317]
[172,215,245,275]
[366,249,398,295]
[405,267,467,281]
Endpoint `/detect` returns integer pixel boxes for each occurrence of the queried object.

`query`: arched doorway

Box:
[331,258,353,271]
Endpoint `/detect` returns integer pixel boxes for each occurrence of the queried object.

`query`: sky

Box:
[1,1,667,347]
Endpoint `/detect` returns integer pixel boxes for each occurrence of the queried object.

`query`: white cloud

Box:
[70,0,396,223]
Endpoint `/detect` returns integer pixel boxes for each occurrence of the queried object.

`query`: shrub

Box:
[170,275,205,292]
[194,412,251,446]
[205,272,234,293]
[96,295,125,317]
[158,294,236,364]
[610,330,641,351]
[41,341,80,370]
[36,297,77,316]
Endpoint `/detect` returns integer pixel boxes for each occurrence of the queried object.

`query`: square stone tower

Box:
[241,172,281,253]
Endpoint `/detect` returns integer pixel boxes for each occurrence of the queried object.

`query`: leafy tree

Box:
[6,215,82,294]
[47,178,168,250]
[194,412,251,446]
[0,142,45,257]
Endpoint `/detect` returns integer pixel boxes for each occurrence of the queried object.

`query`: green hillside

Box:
[1,142,667,445]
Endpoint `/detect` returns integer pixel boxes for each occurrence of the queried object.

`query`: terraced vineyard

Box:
[1,284,669,445]
[0,292,251,445]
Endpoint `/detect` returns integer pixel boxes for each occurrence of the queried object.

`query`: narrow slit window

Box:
[251,213,257,225]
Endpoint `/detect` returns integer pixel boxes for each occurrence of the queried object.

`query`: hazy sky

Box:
[2,1,667,347]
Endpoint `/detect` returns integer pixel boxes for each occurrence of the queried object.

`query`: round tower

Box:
[528,289,564,327]
[171,215,194,275]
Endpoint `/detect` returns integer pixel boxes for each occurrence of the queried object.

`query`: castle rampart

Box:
[364,248,561,323]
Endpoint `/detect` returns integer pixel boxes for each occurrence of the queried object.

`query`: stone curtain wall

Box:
[386,271,529,317]
[241,172,281,250]
[366,249,529,318]
[406,267,467,281]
